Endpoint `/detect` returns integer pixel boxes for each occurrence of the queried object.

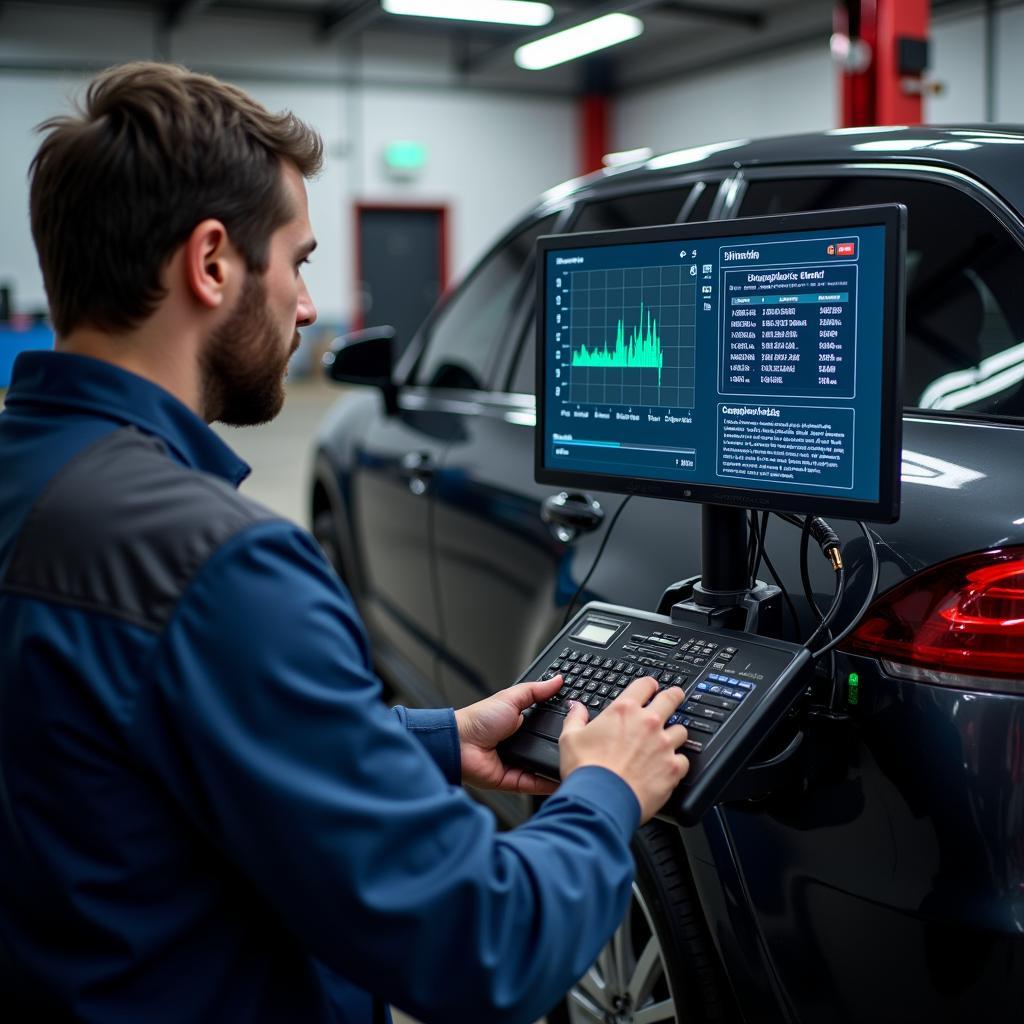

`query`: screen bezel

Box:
[534,204,906,523]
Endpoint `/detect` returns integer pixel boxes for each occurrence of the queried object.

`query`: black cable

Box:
[561,494,634,627]
[811,521,879,659]
[794,515,843,692]
[745,510,759,585]
[748,511,768,589]
[759,536,800,634]
[799,517,824,627]
[804,567,846,651]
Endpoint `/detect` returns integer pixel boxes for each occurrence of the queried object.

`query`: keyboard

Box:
[498,602,811,824]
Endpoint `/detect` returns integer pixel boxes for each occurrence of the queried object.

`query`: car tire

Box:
[548,820,732,1024]
[312,505,398,704]
[312,508,346,581]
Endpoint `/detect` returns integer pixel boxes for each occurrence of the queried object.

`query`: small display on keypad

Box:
[498,601,811,824]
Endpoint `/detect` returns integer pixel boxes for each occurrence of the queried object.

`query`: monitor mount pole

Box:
[657,504,782,636]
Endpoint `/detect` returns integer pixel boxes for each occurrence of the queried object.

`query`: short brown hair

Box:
[30,61,323,336]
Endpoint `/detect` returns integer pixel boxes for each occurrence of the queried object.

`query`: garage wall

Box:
[613,2,1024,159]
[3,2,1024,325]
[0,3,576,325]
[928,2,1024,123]
[613,42,836,156]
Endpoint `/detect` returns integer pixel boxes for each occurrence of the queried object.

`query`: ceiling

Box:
[9,0,984,93]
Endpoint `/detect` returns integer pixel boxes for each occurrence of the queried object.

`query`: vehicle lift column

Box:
[834,0,934,127]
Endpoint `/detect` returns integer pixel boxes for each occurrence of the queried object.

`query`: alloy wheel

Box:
[566,882,677,1024]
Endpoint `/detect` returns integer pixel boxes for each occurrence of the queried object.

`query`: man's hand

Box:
[455,675,564,795]
[559,676,689,823]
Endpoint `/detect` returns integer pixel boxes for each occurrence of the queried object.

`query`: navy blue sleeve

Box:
[392,706,461,786]
[129,521,640,1024]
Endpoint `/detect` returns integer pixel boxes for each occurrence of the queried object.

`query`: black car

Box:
[311,126,1024,1024]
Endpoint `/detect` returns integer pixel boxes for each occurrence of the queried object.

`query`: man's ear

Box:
[183,219,239,310]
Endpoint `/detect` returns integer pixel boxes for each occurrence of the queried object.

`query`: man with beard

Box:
[0,63,689,1022]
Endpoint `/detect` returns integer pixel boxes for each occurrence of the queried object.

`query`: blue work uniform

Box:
[0,351,640,1023]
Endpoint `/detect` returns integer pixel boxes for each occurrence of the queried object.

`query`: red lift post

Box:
[579,93,611,176]
[834,0,932,127]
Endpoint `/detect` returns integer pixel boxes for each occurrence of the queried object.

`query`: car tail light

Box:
[843,546,1024,692]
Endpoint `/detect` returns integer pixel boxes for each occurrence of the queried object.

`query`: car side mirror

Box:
[323,326,399,414]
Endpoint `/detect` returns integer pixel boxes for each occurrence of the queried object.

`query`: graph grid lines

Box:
[567,265,697,408]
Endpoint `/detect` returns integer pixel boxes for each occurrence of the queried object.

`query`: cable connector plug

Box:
[807,516,843,571]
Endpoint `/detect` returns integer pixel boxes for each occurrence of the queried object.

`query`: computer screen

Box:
[535,205,906,522]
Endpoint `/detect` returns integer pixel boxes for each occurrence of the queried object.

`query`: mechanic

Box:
[0,62,690,1023]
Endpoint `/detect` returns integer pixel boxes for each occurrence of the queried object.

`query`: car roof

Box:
[544,125,1024,212]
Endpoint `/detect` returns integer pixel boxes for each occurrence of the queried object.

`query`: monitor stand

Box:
[658,505,781,637]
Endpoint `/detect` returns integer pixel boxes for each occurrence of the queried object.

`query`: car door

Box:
[351,402,453,703]
[430,182,721,716]
[703,168,1024,1023]
[351,212,553,701]
[355,210,560,710]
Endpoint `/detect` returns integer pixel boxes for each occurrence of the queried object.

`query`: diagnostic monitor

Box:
[536,206,906,522]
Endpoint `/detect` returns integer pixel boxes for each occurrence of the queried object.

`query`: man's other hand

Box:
[455,675,563,795]
[559,676,689,823]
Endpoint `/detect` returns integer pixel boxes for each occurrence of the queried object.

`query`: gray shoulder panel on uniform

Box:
[1,426,278,631]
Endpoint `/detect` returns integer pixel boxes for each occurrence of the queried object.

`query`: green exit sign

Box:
[384,140,428,174]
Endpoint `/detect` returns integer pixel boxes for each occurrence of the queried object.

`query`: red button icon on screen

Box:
[836,242,856,256]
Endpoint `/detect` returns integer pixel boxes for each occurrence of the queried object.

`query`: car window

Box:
[572,187,692,234]
[739,177,1024,418]
[686,180,716,222]
[414,214,558,390]
[509,186,715,395]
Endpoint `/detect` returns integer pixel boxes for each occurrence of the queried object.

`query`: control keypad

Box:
[532,634,755,758]
[500,603,811,826]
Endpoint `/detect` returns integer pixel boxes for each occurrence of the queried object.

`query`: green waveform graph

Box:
[570,303,664,385]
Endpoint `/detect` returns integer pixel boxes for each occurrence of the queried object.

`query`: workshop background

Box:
[1,4,1023,1021]
[4,0,1018,529]
[1,1,1022,345]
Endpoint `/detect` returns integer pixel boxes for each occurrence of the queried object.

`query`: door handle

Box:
[401,451,435,496]
[541,491,604,543]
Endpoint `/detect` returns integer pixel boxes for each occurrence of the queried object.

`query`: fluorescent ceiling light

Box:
[603,147,653,167]
[382,0,553,26]
[515,13,644,70]
[918,340,1024,411]
[852,138,935,152]
[825,126,905,136]
[646,139,747,170]
[960,137,1024,145]
[950,129,1023,139]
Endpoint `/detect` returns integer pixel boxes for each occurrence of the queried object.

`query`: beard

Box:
[201,272,298,426]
